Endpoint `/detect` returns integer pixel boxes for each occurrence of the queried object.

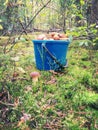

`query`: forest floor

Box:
[0,34,98,130]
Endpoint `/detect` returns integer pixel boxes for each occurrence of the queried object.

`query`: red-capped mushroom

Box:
[30,72,40,84]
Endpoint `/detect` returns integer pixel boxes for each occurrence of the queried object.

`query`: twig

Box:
[17,18,28,36]
[18,0,51,38]
[0,101,14,107]
[7,0,51,52]
[11,77,29,82]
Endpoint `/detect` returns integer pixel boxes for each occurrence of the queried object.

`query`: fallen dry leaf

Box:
[13,72,19,77]
[17,119,25,127]
[21,113,31,122]
[17,67,26,73]
[49,70,58,75]
[22,127,31,130]
[24,85,32,93]
[42,104,54,111]
[14,97,19,107]
[17,113,31,127]
[11,56,20,62]
[46,76,57,84]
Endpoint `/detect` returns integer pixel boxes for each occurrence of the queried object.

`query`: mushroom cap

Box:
[30,72,40,78]
[37,34,46,40]
[58,33,68,38]
[53,35,60,40]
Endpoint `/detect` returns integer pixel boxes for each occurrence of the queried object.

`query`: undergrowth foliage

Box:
[0,36,98,130]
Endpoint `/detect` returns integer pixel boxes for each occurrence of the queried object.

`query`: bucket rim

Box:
[32,39,70,44]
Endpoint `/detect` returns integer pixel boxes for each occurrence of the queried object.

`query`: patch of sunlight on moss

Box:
[69,65,92,77]
[73,90,98,105]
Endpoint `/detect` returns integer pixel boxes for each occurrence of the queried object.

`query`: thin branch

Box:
[17,18,28,36]
[18,0,51,38]
[6,0,51,52]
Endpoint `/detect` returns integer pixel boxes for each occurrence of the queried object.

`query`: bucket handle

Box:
[42,42,68,70]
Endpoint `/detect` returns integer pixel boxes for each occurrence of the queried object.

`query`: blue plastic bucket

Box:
[32,40,70,70]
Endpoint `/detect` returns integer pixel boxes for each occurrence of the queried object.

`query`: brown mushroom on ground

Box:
[30,72,40,84]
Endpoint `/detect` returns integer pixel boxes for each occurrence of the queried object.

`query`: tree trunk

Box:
[59,0,67,33]
[90,0,98,24]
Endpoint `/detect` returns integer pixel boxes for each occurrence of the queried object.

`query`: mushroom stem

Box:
[30,72,40,85]
[32,77,38,83]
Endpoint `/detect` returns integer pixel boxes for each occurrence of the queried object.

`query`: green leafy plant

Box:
[79,24,98,49]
